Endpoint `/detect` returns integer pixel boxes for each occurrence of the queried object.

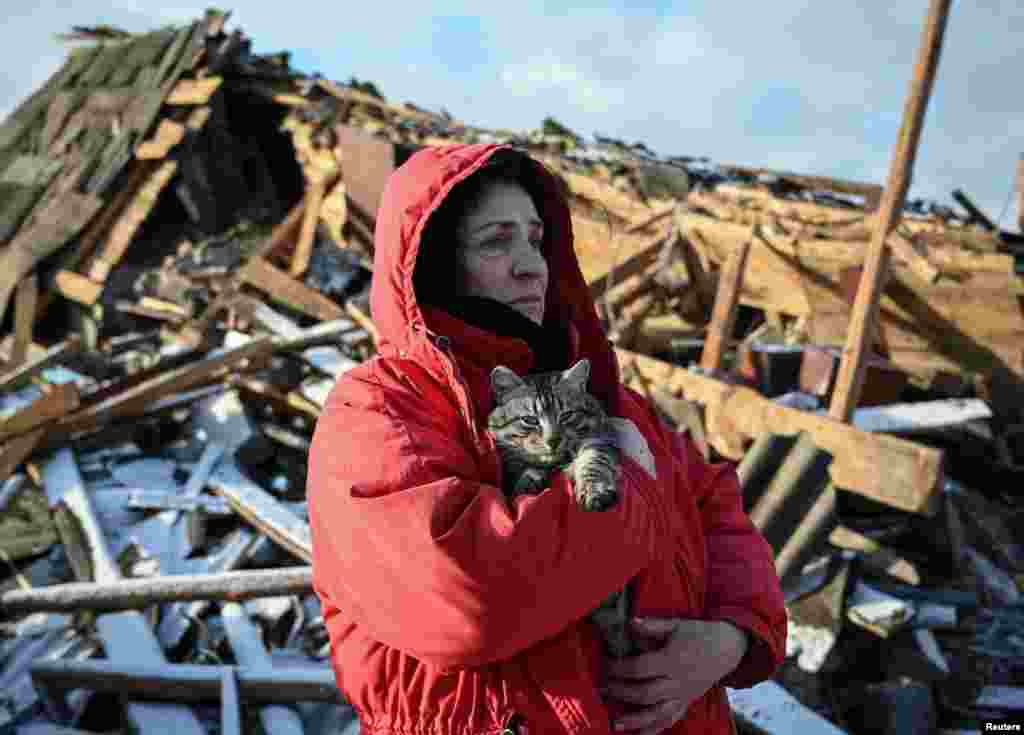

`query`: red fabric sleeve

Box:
[671,431,788,688]
[308,371,661,673]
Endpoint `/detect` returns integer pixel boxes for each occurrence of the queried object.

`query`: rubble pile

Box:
[1,10,1023,734]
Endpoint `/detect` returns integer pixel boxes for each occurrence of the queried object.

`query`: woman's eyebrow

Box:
[469,218,544,235]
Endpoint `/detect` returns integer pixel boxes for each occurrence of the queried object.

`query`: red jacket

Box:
[308,144,787,734]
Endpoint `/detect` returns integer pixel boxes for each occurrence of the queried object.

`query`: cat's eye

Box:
[560,410,584,424]
[518,416,540,428]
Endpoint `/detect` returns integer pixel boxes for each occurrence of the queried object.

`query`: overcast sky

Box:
[3,1,1023,227]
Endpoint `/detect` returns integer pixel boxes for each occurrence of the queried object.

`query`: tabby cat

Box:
[487,358,635,658]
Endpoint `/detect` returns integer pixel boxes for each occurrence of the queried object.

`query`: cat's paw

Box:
[575,480,619,511]
[513,469,548,496]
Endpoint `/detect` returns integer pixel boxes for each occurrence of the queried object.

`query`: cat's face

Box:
[487,360,604,466]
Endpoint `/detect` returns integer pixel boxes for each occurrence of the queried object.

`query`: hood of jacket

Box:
[369,143,622,409]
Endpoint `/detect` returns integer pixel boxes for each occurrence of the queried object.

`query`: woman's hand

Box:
[599,616,748,734]
[606,417,657,480]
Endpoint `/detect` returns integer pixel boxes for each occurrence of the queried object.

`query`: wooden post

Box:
[700,240,750,373]
[829,0,952,423]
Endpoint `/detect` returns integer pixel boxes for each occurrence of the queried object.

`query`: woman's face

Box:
[454,180,549,325]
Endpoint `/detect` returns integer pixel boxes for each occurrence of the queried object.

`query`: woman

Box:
[308,144,787,734]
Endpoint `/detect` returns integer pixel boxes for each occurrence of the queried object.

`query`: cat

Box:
[487,358,635,658]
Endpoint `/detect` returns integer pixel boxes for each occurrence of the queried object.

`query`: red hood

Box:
[369,143,622,408]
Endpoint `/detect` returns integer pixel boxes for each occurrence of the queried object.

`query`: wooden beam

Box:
[134,119,185,160]
[700,239,750,372]
[0,567,312,615]
[221,602,306,735]
[708,184,1000,252]
[289,178,325,278]
[31,660,342,706]
[617,348,944,514]
[166,77,223,105]
[0,382,80,443]
[54,269,103,306]
[55,337,273,437]
[829,0,952,422]
[135,106,210,161]
[241,256,346,323]
[728,681,847,735]
[10,273,39,366]
[87,159,178,283]
[209,459,313,562]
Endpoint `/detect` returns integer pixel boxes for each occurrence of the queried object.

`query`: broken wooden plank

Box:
[829,0,951,422]
[31,659,342,705]
[53,269,103,307]
[618,348,944,514]
[10,274,39,366]
[221,602,306,735]
[700,239,750,372]
[166,77,223,105]
[40,448,206,735]
[87,159,178,283]
[846,580,916,637]
[168,440,226,559]
[241,256,346,323]
[55,336,273,437]
[845,398,992,434]
[290,178,326,278]
[0,567,313,615]
[133,118,186,160]
[209,458,312,562]
[221,668,242,735]
[123,488,232,515]
[748,432,833,552]
[728,680,847,735]
[974,686,1024,712]
[133,104,211,163]
[0,383,80,443]
[156,528,265,650]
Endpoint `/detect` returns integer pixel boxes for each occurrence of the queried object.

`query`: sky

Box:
[3,1,1024,227]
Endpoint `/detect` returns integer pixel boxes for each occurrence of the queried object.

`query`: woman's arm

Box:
[308,367,660,673]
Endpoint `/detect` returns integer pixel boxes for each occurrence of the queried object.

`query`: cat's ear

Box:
[561,359,591,392]
[491,366,526,400]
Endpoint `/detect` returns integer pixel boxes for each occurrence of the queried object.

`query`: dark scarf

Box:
[436,296,570,374]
